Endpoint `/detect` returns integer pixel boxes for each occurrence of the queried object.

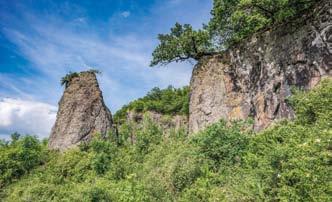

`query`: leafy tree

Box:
[209,0,318,45]
[150,23,215,66]
[208,0,241,47]
[151,0,318,65]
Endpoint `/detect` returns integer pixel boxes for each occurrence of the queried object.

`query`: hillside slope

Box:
[1,79,331,201]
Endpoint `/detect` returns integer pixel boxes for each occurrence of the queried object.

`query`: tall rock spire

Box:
[48,71,113,151]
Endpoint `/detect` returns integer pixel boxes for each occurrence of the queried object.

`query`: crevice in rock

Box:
[273,103,281,117]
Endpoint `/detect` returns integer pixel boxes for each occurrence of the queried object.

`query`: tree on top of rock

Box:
[150,23,216,67]
[150,0,318,66]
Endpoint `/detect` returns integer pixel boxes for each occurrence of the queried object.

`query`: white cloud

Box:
[0,0,211,137]
[121,11,131,18]
[1,15,194,111]
[0,98,57,139]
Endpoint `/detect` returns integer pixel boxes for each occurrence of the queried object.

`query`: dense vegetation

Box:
[0,79,331,201]
[151,0,319,66]
[0,134,48,188]
[114,86,189,124]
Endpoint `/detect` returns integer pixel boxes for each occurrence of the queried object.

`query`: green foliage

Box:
[289,78,332,126]
[150,23,215,66]
[152,0,318,65]
[60,71,79,88]
[1,79,331,201]
[114,86,189,124]
[171,154,202,192]
[226,0,317,44]
[193,120,252,168]
[135,116,163,154]
[210,0,318,46]
[0,134,48,188]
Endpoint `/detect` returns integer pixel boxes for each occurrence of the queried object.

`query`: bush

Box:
[0,134,48,188]
[290,78,332,126]
[193,120,252,168]
[114,86,189,124]
[135,115,163,155]
[171,155,202,192]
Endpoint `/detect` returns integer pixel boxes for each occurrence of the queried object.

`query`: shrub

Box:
[193,120,252,168]
[135,115,163,155]
[114,86,190,124]
[60,69,101,88]
[290,78,332,126]
[0,134,48,188]
[171,155,202,192]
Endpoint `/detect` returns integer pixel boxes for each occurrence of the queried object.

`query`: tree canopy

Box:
[114,86,190,124]
[150,23,214,67]
[151,0,318,66]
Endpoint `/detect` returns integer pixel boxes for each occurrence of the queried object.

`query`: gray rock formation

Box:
[189,0,332,134]
[48,71,113,151]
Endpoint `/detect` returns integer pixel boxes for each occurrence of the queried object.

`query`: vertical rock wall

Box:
[189,0,332,134]
[48,71,113,151]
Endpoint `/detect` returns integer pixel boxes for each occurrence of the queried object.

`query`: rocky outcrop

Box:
[127,111,188,134]
[48,71,113,151]
[189,0,332,134]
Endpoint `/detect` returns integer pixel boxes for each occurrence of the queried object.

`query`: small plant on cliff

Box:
[60,71,79,88]
[60,69,101,88]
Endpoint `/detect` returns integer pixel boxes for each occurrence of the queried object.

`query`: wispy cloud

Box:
[1,6,197,108]
[121,11,131,18]
[0,0,211,138]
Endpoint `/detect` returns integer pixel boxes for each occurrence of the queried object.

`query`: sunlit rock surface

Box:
[189,0,332,133]
[48,71,113,151]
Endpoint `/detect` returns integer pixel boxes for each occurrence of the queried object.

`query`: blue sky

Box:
[0,0,212,139]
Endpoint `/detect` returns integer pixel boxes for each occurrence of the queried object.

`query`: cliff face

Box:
[189,0,332,133]
[48,72,113,151]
